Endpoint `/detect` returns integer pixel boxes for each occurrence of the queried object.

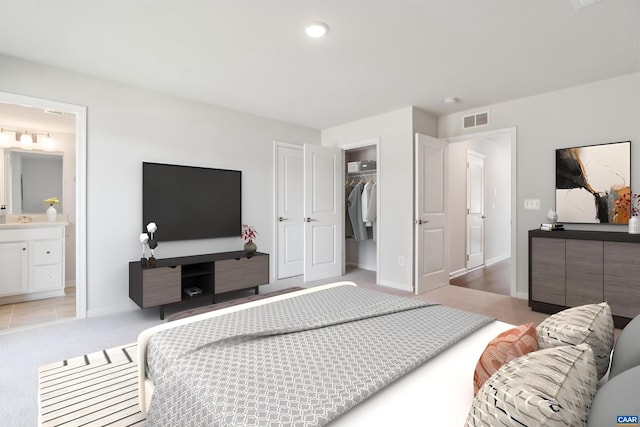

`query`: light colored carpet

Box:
[38,343,144,426]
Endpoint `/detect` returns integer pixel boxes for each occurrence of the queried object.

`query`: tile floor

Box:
[0,288,76,332]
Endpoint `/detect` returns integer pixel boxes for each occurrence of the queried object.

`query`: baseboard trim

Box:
[346,261,377,271]
[449,255,510,279]
[377,279,412,292]
[485,254,510,266]
[449,268,467,279]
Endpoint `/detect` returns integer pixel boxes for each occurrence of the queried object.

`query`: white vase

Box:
[629,216,640,234]
[46,205,57,222]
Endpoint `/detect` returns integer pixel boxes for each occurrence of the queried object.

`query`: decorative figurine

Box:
[139,232,149,266]
[146,222,158,267]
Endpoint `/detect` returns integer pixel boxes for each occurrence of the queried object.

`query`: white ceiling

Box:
[0,0,638,130]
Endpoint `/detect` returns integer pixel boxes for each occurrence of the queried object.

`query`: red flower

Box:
[241,224,258,242]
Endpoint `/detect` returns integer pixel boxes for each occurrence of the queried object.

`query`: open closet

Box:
[344,144,378,273]
[273,140,378,282]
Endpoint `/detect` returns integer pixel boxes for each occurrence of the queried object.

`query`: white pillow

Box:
[466,344,597,427]
[536,302,613,379]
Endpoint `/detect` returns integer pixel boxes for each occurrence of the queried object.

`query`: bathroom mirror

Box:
[3,149,63,214]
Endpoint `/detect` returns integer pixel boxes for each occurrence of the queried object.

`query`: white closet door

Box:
[466,150,485,270]
[303,144,343,282]
[414,133,448,294]
[275,144,304,279]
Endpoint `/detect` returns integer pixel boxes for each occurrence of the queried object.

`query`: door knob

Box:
[305,217,315,222]
[415,219,429,224]
[278,217,288,222]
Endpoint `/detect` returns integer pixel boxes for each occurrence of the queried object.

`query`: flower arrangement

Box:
[44,196,61,207]
[619,192,640,217]
[241,224,258,243]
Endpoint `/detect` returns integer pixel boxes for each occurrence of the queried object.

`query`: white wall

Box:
[448,137,511,275]
[322,106,438,290]
[0,54,320,315]
[439,73,640,297]
[483,138,511,263]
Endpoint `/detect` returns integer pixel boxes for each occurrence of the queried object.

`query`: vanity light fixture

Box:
[42,133,55,152]
[19,132,34,150]
[305,21,329,38]
[2,127,56,151]
[0,128,10,148]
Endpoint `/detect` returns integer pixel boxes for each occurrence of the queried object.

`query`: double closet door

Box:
[275,143,343,282]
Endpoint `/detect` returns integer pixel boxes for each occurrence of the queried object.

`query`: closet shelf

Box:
[346,170,376,175]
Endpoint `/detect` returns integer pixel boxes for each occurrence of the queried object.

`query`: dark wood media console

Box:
[129,251,269,319]
[529,229,640,328]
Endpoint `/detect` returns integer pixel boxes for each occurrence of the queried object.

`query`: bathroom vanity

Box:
[0,222,67,303]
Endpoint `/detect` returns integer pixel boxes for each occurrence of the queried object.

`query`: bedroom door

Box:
[303,144,344,282]
[275,143,304,279]
[466,150,485,270]
[414,133,448,294]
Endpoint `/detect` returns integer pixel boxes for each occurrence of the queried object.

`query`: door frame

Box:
[0,90,88,319]
[339,137,380,284]
[447,127,517,298]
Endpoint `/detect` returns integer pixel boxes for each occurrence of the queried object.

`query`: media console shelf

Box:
[529,229,640,328]
[129,251,269,319]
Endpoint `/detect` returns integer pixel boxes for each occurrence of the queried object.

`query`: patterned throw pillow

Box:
[473,323,537,395]
[535,302,614,379]
[466,344,597,427]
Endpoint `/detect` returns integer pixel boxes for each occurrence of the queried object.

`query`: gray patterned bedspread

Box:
[145,285,493,426]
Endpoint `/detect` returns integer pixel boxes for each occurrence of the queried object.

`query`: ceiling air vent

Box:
[462,111,490,129]
[44,108,73,116]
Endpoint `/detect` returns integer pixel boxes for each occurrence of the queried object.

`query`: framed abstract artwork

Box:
[556,141,631,224]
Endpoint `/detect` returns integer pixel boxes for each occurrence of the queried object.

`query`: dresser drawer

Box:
[215,255,269,294]
[142,266,182,308]
[33,264,63,291]
[34,240,63,266]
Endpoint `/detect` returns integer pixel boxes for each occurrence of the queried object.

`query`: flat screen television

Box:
[142,162,242,241]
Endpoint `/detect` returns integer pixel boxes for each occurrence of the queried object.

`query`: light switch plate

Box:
[524,199,540,210]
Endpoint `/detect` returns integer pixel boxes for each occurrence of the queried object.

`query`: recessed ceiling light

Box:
[305,22,329,38]
[443,97,459,104]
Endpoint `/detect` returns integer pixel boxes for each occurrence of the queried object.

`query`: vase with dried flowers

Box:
[44,196,61,222]
[631,193,640,234]
[620,192,640,234]
[241,224,258,255]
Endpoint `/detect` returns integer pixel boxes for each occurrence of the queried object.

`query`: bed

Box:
[137,281,513,426]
